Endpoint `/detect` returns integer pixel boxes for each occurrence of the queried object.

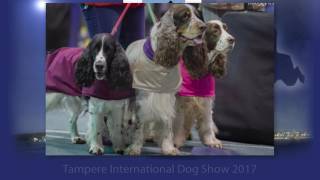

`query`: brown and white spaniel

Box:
[173,20,235,149]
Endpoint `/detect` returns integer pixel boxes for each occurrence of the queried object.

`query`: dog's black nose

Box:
[228,37,235,44]
[95,64,104,71]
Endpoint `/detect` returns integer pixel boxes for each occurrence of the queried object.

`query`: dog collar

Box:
[143,37,154,60]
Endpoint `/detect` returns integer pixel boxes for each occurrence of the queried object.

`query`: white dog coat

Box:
[131,39,182,93]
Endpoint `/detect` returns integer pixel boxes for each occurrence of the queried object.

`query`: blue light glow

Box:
[35,0,46,11]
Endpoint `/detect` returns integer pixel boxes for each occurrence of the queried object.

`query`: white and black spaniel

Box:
[125,4,206,155]
[173,20,235,149]
[46,33,134,155]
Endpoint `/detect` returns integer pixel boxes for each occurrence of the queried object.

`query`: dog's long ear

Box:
[154,9,181,68]
[75,47,95,87]
[209,54,227,78]
[183,43,209,79]
[107,42,133,90]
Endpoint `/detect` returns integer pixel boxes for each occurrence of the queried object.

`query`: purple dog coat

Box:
[178,59,215,97]
[46,47,82,96]
[46,47,134,100]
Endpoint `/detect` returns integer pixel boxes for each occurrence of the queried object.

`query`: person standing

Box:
[81,3,145,49]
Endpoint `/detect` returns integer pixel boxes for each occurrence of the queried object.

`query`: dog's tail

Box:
[46,93,64,111]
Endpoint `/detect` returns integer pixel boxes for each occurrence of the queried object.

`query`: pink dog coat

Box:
[178,59,215,97]
[46,47,134,100]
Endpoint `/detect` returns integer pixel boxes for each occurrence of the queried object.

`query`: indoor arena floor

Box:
[45,109,274,156]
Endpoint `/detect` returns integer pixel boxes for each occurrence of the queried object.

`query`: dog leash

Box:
[147,4,158,25]
[143,5,157,61]
[110,3,132,36]
[111,3,157,36]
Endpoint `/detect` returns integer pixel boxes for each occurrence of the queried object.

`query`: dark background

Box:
[1,0,320,179]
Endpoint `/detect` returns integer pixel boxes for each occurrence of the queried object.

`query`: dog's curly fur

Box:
[154,11,181,68]
[107,42,133,90]
[209,53,227,78]
[75,45,96,87]
[183,44,227,79]
[183,44,209,79]
[182,21,230,79]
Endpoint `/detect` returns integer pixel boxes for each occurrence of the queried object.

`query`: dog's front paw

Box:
[162,147,180,156]
[71,136,86,144]
[173,137,185,149]
[205,139,223,149]
[125,145,141,156]
[89,144,104,155]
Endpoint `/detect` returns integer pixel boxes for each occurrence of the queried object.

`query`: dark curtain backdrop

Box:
[215,12,274,145]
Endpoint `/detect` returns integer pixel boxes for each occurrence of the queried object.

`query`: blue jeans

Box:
[81,5,145,48]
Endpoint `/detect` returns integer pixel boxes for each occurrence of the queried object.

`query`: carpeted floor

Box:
[45,109,274,156]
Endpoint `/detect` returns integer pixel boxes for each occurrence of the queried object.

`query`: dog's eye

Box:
[183,11,190,19]
[96,42,103,50]
[223,24,228,30]
[211,24,221,34]
[103,45,109,51]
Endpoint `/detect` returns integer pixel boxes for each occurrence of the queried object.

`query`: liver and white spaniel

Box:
[173,20,235,149]
[46,33,134,155]
[125,4,206,155]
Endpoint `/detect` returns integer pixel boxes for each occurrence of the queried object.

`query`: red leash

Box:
[110,4,132,36]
